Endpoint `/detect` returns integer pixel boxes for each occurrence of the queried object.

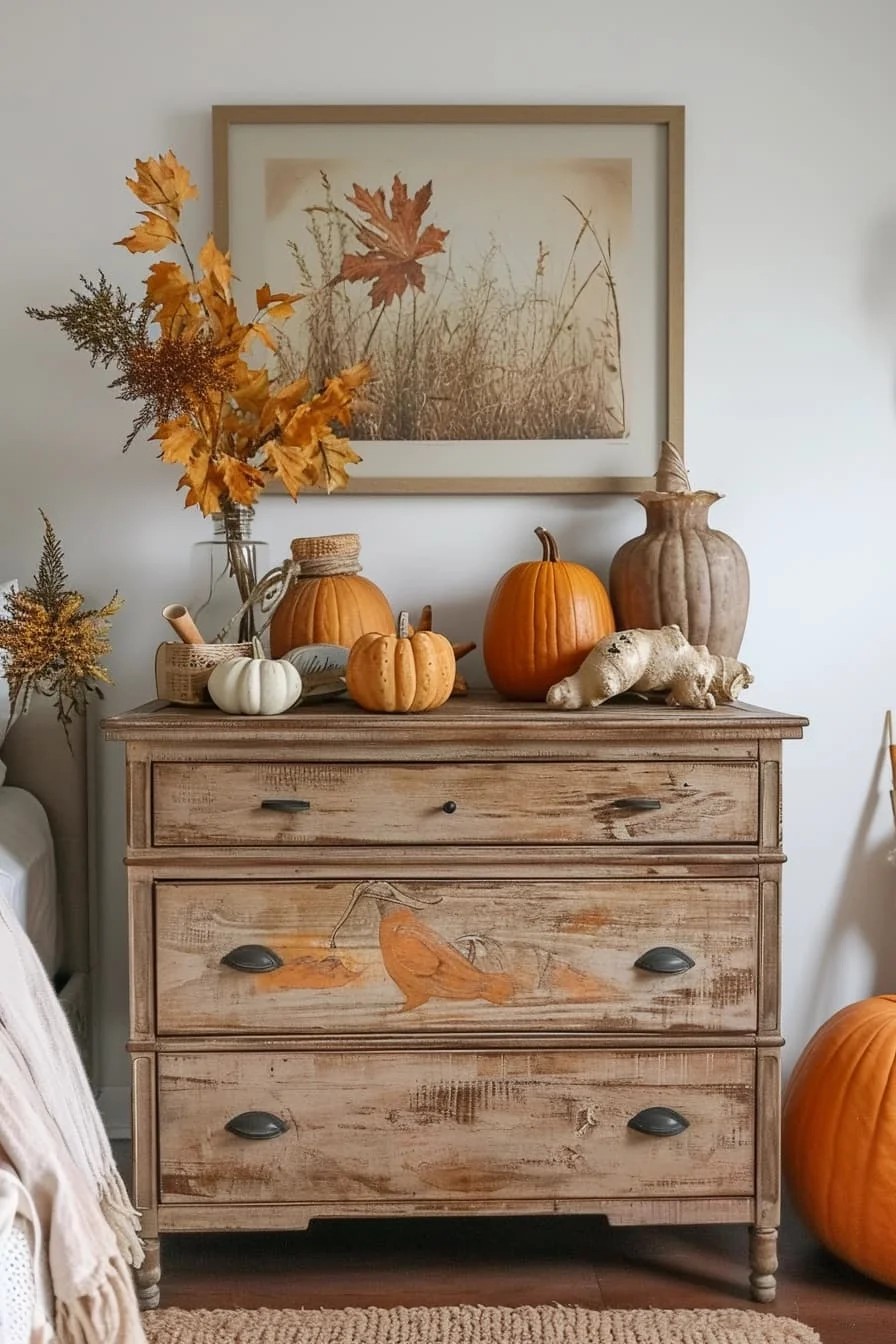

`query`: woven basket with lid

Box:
[289,533,360,565]
[269,534,394,657]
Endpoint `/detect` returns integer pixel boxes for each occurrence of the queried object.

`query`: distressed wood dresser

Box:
[104,694,806,1308]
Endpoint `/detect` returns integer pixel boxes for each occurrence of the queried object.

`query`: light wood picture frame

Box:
[213,104,684,495]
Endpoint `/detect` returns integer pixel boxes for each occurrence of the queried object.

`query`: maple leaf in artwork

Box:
[339,176,448,308]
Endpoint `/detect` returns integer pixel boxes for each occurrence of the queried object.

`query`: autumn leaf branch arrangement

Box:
[27,152,372,515]
[0,514,121,749]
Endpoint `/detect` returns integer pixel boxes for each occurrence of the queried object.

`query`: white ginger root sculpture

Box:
[545,625,754,711]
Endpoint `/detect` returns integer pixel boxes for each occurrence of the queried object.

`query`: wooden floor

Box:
[149,1202,896,1343]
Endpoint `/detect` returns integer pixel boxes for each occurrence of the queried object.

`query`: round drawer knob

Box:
[442,800,457,814]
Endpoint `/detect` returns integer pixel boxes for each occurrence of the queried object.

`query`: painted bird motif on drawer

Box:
[329,881,515,1011]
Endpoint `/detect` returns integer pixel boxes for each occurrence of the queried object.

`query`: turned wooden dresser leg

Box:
[134,1237,161,1310]
[749,1225,778,1302]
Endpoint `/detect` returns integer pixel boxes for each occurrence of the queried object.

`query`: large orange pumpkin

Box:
[270,533,395,657]
[482,527,615,700]
[782,994,896,1288]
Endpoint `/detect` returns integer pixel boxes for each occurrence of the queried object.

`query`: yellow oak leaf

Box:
[255,283,303,312]
[266,300,300,322]
[116,211,178,253]
[262,377,311,426]
[179,454,226,515]
[151,421,203,465]
[313,433,362,493]
[221,455,266,505]
[145,260,195,330]
[202,293,252,350]
[313,361,374,426]
[231,366,270,415]
[278,401,320,449]
[247,322,277,352]
[263,440,317,499]
[334,360,373,392]
[197,236,232,298]
[125,152,198,220]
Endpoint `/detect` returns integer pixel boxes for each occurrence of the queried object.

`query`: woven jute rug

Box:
[143,1305,822,1343]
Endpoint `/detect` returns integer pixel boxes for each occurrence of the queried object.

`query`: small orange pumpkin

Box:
[482,527,615,700]
[347,611,456,713]
[270,534,395,657]
[782,994,896,1288]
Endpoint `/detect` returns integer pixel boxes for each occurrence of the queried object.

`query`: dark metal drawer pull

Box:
[442,800,457,814]
[627,1106,689,1137]
[612,797,662,811]
[260,799,311,813]
[225,1111,288,1140]
[220,945,283,974]
[634,946,696,975]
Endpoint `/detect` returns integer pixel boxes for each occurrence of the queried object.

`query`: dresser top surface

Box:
[103,692,807,743]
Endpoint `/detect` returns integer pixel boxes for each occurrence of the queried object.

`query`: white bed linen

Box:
[0,578,19,787]
[0,788,60,977]
[0,1157,54,1343]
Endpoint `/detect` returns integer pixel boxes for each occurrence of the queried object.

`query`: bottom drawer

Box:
[158,1049,755,1204]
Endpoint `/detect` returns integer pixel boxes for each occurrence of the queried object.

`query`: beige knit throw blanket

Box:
[0,893,145,1343]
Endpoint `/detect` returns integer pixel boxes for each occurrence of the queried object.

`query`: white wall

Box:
[2,0,896,1093]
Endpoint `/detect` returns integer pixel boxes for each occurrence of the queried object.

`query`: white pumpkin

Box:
[207,638,302,715]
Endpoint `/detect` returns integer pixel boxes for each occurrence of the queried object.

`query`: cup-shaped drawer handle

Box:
[612,797,662,811]
[634,946,696,975]
[225,1111,288,1140]
[627,1106,689,1137]
[260,799,311,813]
[220,945,284,974]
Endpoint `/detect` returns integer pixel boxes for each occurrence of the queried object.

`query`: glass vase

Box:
[191,502,269,643]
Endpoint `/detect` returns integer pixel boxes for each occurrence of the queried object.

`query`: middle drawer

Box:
[155,879,758,1035]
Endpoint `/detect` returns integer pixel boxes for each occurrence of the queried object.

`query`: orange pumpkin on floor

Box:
[782,994,896,1288]
[483,527,615,700]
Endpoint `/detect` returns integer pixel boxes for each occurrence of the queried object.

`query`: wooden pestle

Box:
[162,604,206,645]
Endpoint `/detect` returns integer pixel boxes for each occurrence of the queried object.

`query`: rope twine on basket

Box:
[213,550,362,644]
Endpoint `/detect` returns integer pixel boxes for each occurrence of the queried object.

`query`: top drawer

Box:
[151,760,758,847]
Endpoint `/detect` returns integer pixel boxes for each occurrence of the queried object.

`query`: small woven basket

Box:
[154,641,252,706]
[289,533,360,565]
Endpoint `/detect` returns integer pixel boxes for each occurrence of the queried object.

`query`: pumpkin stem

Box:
[398,611,410,639]
[251,636,265,660]
[534,527,559,562]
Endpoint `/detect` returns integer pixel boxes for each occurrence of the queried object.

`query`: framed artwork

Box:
[212,104,684,495]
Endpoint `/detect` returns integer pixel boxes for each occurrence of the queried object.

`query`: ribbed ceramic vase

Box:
[609,446,750,659]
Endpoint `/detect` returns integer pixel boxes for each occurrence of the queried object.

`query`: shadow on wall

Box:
[801,716,896,1042]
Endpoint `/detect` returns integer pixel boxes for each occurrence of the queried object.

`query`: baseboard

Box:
[97,1085,131,1139]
